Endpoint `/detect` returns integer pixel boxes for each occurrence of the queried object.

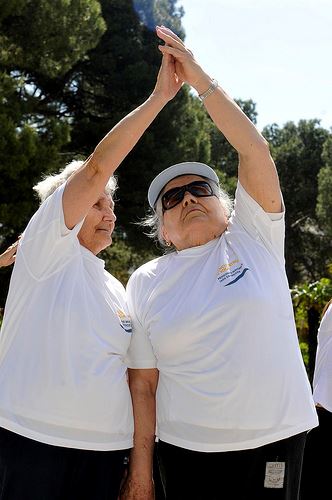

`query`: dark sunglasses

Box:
[161,180,216,211]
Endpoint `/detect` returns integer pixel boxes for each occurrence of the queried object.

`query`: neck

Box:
[175,229,224,251]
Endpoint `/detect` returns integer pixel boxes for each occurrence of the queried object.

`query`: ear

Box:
[161,224,171,246]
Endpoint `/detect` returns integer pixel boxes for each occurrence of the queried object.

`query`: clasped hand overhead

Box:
[153,25,212,102]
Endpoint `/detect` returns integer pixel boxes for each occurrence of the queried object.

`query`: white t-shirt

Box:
[0,183,133,450]
[313,303,332,411]
[126,182,318,452]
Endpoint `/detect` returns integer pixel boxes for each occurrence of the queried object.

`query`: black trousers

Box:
[300,406,331,499]
[157,432,307,500]
[0,427,130,500]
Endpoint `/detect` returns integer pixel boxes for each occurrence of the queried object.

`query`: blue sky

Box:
[179,0,332,131]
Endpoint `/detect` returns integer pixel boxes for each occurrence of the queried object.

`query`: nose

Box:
[182,190,198,207]
[103,206,116,223]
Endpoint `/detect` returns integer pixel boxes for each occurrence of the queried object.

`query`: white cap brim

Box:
[148,162,219,208]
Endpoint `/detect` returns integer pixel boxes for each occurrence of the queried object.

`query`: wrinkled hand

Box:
[153,48,183,103]
[0,239,20,268]
[119,475,155,500]
[156,26,209,92]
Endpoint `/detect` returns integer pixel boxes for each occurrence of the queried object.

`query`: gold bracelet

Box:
[198,79,218,101]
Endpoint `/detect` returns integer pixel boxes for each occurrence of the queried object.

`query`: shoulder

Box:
[23,183,67,241]
[127,254,170,289]
[105,271,126,293]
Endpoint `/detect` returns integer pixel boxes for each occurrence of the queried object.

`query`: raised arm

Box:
[157,26,282,213]
[63,50,183,229]
[120,368,159,500]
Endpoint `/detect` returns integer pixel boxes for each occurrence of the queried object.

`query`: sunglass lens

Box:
[162,187,184,210]
[190,183,212,196]
[162,181,214,210]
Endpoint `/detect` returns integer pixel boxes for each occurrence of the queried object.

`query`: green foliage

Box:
[0,70,71,238]
[0,0,105,77]
[299,341,309,367]
[316,165,332,237]
[0,0,107,237]
[0,0,106,306]
[292,276,332,379]
[292,277,332,333]
[133,0,184,34]
[316,136,332,238]
[101,235,157,285]
[263,120,331,284]
[321,133,332,167]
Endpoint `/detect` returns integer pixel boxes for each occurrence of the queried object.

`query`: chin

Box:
[101,236,112,250]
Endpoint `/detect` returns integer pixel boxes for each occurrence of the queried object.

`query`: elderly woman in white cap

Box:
[122,27,318,500]
[0,44,182,499]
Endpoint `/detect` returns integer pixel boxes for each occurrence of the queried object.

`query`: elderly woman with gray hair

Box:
[122,26,318,500]
[0,48,181,499]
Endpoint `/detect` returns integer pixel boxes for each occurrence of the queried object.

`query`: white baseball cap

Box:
[148,161,219,208]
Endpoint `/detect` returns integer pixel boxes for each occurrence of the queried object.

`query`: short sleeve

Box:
[229,181,285,264]
[18,182,84,280]
[125,272,157,369]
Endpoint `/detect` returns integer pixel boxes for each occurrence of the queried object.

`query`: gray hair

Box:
[33,159,117,204]
[141,181,234,251]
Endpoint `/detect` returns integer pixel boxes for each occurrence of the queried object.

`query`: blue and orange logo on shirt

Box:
[217,259,249,286]
[117,309,132,334]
